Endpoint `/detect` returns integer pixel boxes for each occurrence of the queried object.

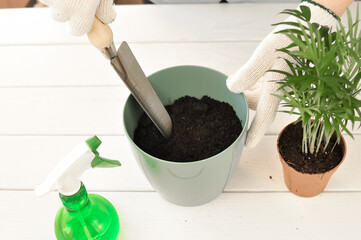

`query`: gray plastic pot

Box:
[123,65,249,206]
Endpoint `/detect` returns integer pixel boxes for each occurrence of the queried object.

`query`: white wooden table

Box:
[1,3,361,240]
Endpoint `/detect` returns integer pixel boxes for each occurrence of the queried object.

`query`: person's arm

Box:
[314,0,354,17]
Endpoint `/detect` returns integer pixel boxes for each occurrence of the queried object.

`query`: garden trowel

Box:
[87,17,172,139]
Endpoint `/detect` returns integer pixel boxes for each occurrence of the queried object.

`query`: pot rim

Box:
[277,120,347,175]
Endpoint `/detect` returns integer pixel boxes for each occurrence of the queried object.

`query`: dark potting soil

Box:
[278,121,344,174]
[133,95,243,162]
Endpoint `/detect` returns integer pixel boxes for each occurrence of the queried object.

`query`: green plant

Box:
[272,6,361,156]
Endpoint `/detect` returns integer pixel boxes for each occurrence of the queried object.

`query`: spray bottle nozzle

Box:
[87,136,102,151]
[35,136,121,197]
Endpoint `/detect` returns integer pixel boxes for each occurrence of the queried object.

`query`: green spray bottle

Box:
[35,136,120,240]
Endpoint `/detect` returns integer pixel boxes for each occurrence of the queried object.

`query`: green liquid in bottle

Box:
[55,183,119,240]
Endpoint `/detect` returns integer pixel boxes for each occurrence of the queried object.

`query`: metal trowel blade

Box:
[116,41,172,139]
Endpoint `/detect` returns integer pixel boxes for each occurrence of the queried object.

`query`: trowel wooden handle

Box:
[87,17,114,49]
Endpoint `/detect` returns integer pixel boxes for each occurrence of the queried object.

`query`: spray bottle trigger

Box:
[92,156,121,168]
[86,136,121,168]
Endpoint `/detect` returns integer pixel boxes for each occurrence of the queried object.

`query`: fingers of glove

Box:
[41,0,103,35]
[226,33,283,93]
[244,81,262,110]
[69,14,95,36]
[245,58,289,148]
[51,8,71,22]
[40,0,70,22]
[245,81,281,148]
[96,0,117,24]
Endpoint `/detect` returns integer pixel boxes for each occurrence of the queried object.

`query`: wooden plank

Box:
[0,3,358,46]
[0,4,294,45]
[1,190,361,240]
[1,87,360,135]
[1,135,360,191]
[0,42,259,87]
[0,87,129,135]
[0,136,152,191]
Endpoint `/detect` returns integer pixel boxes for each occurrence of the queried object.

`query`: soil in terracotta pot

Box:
[133,95,243,162]
[278,121,344,174]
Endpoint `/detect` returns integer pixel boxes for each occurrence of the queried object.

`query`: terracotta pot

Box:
[277,122,347,197]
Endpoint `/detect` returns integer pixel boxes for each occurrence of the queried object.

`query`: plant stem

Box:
[309,120,321,155]
[315,124,325,155]
[330,140,338,154]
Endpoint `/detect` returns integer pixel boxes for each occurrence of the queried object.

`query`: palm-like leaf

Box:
[274,6,361,155]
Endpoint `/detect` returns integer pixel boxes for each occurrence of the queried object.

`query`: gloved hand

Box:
[40,0,116,36]
[226,0,339,148]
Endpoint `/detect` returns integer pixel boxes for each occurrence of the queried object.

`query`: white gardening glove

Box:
[40,0,116,36]
[226,1,339,148]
